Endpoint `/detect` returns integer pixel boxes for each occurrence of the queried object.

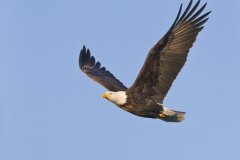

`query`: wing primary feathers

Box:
[177,0,193,22]
[192,11,211,25]
[188,3,207,22]
[101,67,106,71]
[79,45,86,69]
[85,49,91,64]
[169,4,182,31]
[95,62,101,68]
[79,46,127,91]
[89,56,95,66]
[183,0,201,21]
[194,18,208,28]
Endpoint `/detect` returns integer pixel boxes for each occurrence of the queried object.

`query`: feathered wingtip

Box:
[169,0,211,32]
[79,45,87,68]
[79,45,95,69]
[79,45,107,73]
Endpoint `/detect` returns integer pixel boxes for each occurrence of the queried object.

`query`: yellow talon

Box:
[159,113,166,118]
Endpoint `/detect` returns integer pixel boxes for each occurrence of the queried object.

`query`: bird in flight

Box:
[79,0,210,122]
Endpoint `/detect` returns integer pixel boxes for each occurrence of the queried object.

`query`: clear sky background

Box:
[0,0,239,160]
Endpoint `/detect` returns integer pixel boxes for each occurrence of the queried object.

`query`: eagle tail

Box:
[159,107,185,122]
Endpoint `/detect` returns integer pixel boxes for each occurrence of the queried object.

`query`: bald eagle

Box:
[79,0,210,122]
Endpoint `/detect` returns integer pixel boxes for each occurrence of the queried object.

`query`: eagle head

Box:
[101,91,127,106]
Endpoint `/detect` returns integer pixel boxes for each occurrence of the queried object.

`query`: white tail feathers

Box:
[159,107,185,122]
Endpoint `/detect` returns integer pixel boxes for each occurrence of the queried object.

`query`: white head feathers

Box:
[102,91,127,106]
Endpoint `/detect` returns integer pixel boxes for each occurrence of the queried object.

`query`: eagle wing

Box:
[79,46,127,91]
[128,0,210,103]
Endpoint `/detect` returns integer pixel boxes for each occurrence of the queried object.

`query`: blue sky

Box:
[0,0,240,160]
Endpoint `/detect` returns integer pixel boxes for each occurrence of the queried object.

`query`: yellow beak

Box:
[101,92,108,98]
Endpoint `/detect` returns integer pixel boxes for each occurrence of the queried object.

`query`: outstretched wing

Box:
[128,0,210,103]
[79,46,127,91]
